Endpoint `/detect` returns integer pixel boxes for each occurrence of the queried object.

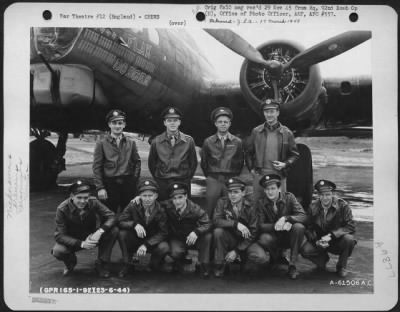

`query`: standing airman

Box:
[200,107,244,217]
[148,107,198,201]
[93,109,141,213]
[246,99,299,203]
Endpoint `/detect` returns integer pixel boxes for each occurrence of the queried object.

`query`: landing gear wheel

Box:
[286,143,313,210]
[30,139,58,191]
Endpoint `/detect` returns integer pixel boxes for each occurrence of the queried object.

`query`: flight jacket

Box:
[162,199,211,241]
[148,131,198,180]
[305,196,355,243]
[54,198,116,249]
[257,192,307,233]
[245,122,299,176]
[93,133,141,190]
[213,197,258,252]
[118,200,168,248]
[200,132,244,177]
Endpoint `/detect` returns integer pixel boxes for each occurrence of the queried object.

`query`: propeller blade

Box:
[284,31,371,70]
[204,28,270,66]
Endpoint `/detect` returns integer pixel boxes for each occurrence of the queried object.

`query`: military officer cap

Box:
[106,109,126,123]
[226,176,246,190]
[259,174,281,188]
[138,178,159,194]
[69,180,92,195]
[162,106,183,119]
[314,179,336,193]
[211,107,233,122]
[261,99,280,110]
[168,181,188,198]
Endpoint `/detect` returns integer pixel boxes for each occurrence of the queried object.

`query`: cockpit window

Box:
[33,28,82,61]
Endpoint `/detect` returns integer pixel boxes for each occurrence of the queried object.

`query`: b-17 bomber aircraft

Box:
[29,27,372,207]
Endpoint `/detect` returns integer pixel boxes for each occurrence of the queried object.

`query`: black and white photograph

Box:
[3,3,398,311]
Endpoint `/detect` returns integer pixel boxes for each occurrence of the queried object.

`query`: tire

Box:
[286,143,313,211]
[30,139,58,191]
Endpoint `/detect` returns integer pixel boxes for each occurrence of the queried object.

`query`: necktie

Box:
[116,136,121,147]
[323,208,329,225]
[220,136,225,149]
[79,209,88,221]
[273,201,278,215]
[170,135,176,147]
[145,208,151,224]
[233,205,239,218]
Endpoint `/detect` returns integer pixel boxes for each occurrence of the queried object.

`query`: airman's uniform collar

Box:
[215,132,233,142]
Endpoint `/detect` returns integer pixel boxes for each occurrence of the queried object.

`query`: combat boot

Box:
[199,263,211,278]
[315,254,330,272]
[288,265,299,280]
[118,263,134,278]
[213,263,225,278]
[95,259,111,278]
[336,265,348,278]
[62,254,77,276]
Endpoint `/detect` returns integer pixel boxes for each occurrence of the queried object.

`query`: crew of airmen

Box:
[52,101,356,280]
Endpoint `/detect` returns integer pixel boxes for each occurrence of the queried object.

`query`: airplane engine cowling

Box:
[239,40,323,122]
[31,63,108,108]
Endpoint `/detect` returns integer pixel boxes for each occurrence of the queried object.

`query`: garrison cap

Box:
[138,178,159,194]
[162,107,183,119]
[69,180,92,195]
[168,181,188,198]
[259,174,281,188]
[211,107,233,122]
[261,99,280,110]
[106,109,126,123]
[314,179,336,193]
[226,176,246,190]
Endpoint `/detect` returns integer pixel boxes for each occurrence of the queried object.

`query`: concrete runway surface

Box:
[30,135,373,294]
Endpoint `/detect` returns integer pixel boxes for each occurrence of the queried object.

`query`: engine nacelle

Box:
[239,40,323,123]
[31,63,108,108]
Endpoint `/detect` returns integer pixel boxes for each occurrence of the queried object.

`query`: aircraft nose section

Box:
[32,28,82,61]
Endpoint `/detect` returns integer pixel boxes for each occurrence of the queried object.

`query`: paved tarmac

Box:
[30,135,374,294]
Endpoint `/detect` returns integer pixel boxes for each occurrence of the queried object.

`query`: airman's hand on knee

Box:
[225,250,237,263]
[135,224,147,238]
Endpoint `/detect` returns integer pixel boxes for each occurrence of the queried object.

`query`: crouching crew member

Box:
[245,99,299,203]
[200,107,245,217]
[118,178,169,277]
[51,180,119,278]
[148,107,198,200]
[256,174,307,279]
[301,180,357,278]
[93,109,141,213]
[163,182,212,277]
[213,177,264,277]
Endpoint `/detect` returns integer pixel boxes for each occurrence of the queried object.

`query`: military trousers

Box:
[213,228,268,265]
[103,175,137,213]
[205,175,232,217]
[118,229,169,265]
[257,223,305,265]
[301,234,356,269]
[51,226,119,265]
[167,232,212,264]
